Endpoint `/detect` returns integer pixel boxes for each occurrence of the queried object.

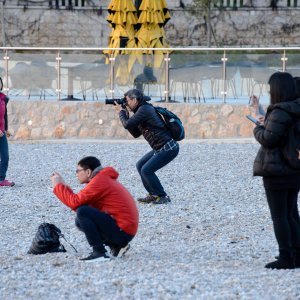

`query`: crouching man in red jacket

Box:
[51,156,139,262]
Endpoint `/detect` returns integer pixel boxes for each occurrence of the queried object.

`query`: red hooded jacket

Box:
[53,167,139,236]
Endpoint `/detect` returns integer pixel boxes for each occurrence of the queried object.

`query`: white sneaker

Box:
[110,244,130,258]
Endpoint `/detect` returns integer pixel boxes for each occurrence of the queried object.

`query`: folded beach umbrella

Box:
[104,0,138,82]
[104,0,171,85]
[137,0,171,26]
[135,0,171,68]
[105,0,137,54]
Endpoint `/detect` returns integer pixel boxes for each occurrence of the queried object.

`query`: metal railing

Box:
[1,46,300,104]
[8,0,97,8]
[8,1,300,9]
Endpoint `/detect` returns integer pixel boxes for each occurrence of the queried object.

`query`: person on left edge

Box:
[0,81,14,187]
[51,156,139,262]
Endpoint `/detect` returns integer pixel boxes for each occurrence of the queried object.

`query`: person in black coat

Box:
[253,72,300,269]
[114,89,179,204]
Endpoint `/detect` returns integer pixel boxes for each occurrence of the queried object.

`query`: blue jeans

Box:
[0,133,9,181]
[136,145,179,197]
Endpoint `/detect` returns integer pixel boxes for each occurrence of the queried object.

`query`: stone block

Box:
[15,126,31,140]
[220,105,234,117]
[31,127,43,139]
[54,123,66,139]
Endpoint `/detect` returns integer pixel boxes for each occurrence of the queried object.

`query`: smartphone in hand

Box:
[246,115,261,126]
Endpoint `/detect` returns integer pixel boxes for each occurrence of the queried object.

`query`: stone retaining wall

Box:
[1,1,300,47]
[7,101,256,140]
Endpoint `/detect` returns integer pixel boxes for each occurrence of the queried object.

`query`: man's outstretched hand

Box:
[51,172,65,189]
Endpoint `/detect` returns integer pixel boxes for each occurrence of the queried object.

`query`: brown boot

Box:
[137,194,156,203]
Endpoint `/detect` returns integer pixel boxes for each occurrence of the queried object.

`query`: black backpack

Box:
[28,223,67,255]
[155,106,185,141]
[281,118,300,169]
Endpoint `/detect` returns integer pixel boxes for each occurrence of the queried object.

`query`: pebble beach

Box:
[1,139,300,300]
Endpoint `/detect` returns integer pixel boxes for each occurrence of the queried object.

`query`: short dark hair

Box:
[77,156,101,171]
[268,72,297,104]
[124,89,144,103]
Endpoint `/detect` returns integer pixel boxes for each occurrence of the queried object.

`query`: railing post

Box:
[281,50,288,72]
[0,0,6,48]
[56,50,61,101]
[3,49,9,94]
[221,50,228,103]
[109,55,115,99]
[164,52,170,102]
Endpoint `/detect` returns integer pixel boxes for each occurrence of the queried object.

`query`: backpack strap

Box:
[59,233,78,253]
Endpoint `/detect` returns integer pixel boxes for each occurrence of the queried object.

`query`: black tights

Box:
[265,188,300,258]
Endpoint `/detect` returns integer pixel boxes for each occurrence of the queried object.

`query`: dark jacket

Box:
[253,98,300,177]
[119,102,172,150]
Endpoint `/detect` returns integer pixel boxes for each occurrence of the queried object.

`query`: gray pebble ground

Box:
[0,139,300,300]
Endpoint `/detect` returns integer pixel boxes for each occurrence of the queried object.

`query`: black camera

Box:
[105,97,127,106]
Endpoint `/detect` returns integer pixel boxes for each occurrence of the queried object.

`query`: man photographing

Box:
[51,156,138,262]
[114,89,179,205]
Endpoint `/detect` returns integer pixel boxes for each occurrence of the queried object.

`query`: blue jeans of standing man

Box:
[0,133,9,181]
[136,144,179,197]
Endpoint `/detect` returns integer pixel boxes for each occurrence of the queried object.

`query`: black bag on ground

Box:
[28,222,66,255]
[155,106,185,141]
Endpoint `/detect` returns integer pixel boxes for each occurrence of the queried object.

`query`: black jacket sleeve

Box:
[119,109,141,138]
[119,105,150,130]
[253,108,293,148]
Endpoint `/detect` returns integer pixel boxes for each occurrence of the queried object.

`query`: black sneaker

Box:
[152,195,171,204]
[137,194,156,203]
[80,250,110,262]
[265,258,295,270]
[110,244,130,258]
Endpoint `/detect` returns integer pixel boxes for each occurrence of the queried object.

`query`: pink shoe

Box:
[0,179,15,187]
